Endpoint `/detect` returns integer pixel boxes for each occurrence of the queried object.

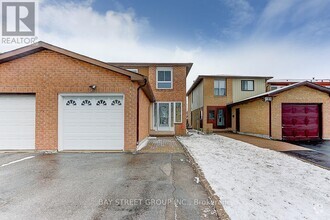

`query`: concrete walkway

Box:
[140,137,184,153]
[217,132,309,152]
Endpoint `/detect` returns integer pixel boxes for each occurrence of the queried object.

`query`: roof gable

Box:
[0,41,146,81]
[0,41,155,101]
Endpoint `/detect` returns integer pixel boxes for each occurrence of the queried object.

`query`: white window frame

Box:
[156,67,173,89]
[214,79,226,96]
[152,101,182,131]
[174,102,182,123]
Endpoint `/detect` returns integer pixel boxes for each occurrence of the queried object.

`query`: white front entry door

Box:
[0,94,35,150]
[154,102,174,131]
[60,95,124,151]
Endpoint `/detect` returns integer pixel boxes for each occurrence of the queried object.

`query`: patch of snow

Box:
[177,133,330,220]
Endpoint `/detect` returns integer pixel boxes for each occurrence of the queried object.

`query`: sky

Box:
[2,0,330,88]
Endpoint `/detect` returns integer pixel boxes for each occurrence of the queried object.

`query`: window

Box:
[214,79,226,96]
[208,110,215,120]
[241,80,254,91]
[270,86,278,91]
[174,102,182,123]
[217,109,225,126]
[156,67,173,89]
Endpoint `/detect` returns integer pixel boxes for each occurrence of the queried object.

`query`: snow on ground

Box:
[177,133,330,220]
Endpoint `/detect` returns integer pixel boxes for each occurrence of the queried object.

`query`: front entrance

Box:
[153,102,174,131]
[207,106,227,129]
[236,108,240,132]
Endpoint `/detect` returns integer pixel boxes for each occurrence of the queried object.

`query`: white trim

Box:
[174,102,182,123]
[156,67,173,89]
[126,68,139,73]
[152,102,175,131]
[137,136,149,151]
[58,93,125,151]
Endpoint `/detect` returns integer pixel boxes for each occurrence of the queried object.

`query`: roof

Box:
[0,41,155,102]
[268,79,330,83]
[228,81,330,107]
[108,62,193,76]
[186,74,273,96]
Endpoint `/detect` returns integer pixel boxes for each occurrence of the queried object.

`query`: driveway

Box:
[285,141,330,169]
[218,132,330,169]
[0,152,218,220]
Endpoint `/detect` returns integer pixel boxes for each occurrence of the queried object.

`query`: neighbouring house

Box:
[267,78,330,90]
[0,41,192,151]
[186,75,272,132]
[229,81,330,141]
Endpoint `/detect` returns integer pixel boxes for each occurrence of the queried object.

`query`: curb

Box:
[175,136,231,220]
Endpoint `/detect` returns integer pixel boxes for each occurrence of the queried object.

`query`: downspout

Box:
[269,101,272,139]
[136,78,147,146]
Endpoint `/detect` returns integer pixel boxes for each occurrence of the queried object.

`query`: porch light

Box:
[89,85,97,90]
[264,96,273,102]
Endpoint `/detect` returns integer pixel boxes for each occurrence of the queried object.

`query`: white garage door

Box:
[60,95,124,150]
[0,94,36,150]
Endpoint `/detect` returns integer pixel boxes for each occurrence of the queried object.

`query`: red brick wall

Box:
[0,50,139,151]
[148,66,187,135]
[139,90,150,142]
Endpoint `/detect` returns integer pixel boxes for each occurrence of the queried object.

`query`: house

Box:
[0,41,192,151]
[186,75,272,132]
[267,78,330,90]
[229,81,330,141]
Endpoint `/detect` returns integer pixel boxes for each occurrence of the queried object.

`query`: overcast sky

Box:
[2,0,330,88]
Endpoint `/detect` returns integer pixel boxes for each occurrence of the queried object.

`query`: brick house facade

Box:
[230,82,330,141]
[0,42,192,151]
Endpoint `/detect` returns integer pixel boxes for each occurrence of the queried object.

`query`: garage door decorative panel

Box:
[61,95,124,150]
[282,104,320,141]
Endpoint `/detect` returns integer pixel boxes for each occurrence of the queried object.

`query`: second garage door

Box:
[60,95,124,150]
[282,104,320,141]
[0,94,35,150]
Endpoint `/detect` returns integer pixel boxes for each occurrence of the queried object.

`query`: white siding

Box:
[232,78,267,102]
[191,81,203,111]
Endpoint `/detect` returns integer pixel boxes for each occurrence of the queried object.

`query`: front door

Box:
[236,108,240,132]
[158,103,170,131]
[207,106,226,129]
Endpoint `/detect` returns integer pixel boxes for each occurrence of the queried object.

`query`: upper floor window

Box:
[241,80,254,91]
[214,79,226,96]
[156,67,173,89]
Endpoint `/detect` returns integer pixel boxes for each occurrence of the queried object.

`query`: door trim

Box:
[207,106,227,129]
[58,93,125,151]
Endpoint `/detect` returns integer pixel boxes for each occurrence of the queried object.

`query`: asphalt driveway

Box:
[285,141,330,169]
[0,152,218,220]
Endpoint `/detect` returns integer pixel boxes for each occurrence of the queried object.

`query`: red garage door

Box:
[282,104,320,141]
